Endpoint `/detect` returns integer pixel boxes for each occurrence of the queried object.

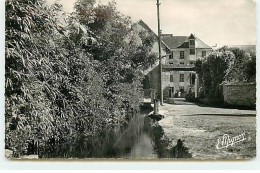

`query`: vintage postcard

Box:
[5,0,256,160]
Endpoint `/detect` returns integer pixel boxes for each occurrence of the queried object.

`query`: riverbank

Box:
[157,99,256,160]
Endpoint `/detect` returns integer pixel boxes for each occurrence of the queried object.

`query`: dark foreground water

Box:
[32,109,192,159]
[123,111,157,159]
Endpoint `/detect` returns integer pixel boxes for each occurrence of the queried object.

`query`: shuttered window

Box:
[180,74,184,82]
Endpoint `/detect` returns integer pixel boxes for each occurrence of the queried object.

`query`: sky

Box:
[47,0,256,47]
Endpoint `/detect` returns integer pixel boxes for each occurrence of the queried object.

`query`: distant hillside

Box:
[227,45,256,53]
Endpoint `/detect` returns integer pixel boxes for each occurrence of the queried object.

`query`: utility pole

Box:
[156,0,163,105]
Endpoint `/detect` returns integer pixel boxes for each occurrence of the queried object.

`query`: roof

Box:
[177,41,189,48]
[161,35,188,49]
[162,34,212,49]
[138,20,153,33]
[137,20,170,49]
[195,37,212,49]
[188,33,196,39]
[136,21,212,50]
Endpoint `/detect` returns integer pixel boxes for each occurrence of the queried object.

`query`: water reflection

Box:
[125,133,157,159]
[123,111,157,159]
[36,109,192,159]
[38,109,157,159]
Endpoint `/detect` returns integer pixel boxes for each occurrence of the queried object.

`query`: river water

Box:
[123,110,157,159]
[38,109,158,159]
[29,108,192,159]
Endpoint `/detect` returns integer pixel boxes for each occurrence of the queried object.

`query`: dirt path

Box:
[158,99,256,160]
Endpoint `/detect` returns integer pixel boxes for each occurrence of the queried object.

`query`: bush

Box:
[199,98,224,107]
[185,92,196,102]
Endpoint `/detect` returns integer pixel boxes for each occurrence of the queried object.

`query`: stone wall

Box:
[223,83,256,107]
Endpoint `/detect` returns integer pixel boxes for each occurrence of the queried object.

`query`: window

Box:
[190,49,195,55]
[170,75,174,82]
[189,40,195,46]
[180,51,184,59]
[190,61,194,65]
[169,52,173,59]
[169,62,173,65]
[190,73,196,85]
[180,62,184,65]
[179,74,184,82]
[179,86,184,92]
[202,51,206,57]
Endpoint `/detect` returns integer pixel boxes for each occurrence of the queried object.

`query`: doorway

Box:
[169,87,174,98]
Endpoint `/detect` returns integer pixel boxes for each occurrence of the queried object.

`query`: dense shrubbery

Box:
[194,47,256,107]
[5,0,157,157]
[223,48,256,83]
[184,92,196,102]
[195,54,227,100]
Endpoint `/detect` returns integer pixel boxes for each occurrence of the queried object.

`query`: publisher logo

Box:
[216,133,246,149]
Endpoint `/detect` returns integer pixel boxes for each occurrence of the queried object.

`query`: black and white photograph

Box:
[4,0,257,160]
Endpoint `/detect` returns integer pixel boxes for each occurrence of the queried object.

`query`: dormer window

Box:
[189,40,195,46]
[169,52,173,59]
